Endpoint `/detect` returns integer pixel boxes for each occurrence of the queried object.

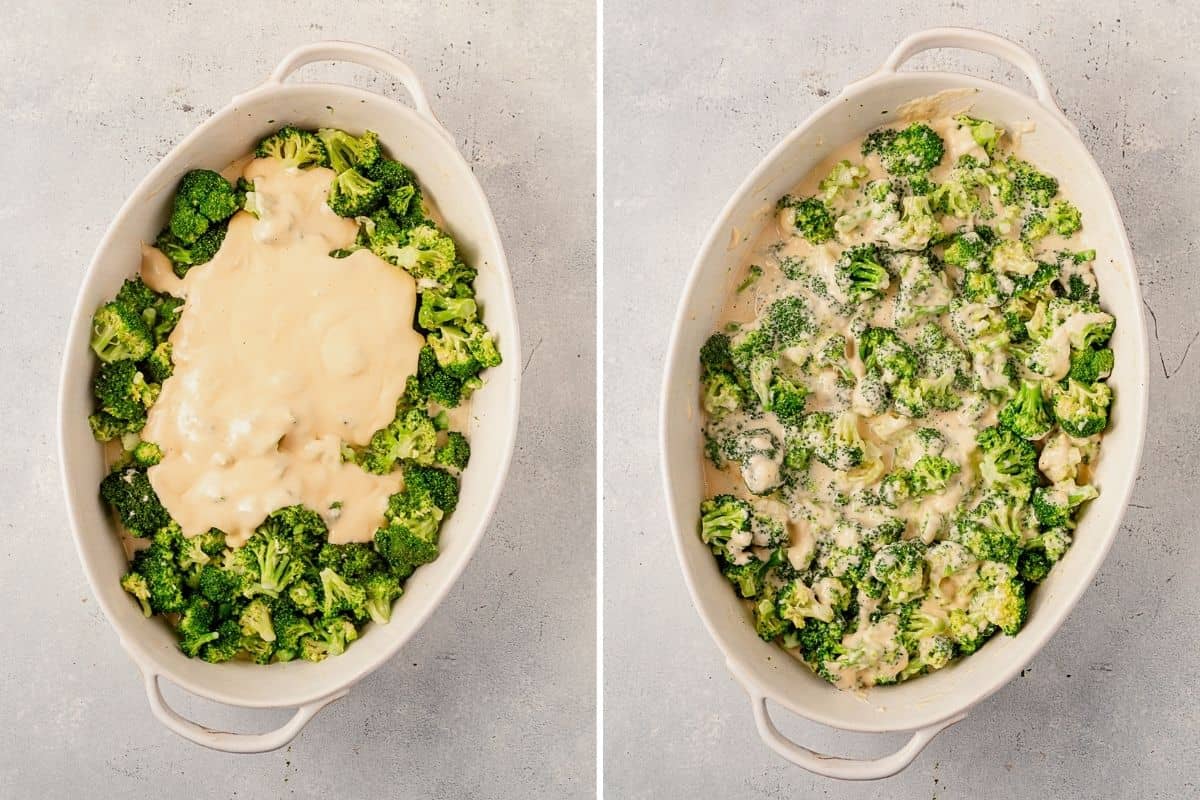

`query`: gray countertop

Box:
[604,2,1199,797]
[0,1,595,797]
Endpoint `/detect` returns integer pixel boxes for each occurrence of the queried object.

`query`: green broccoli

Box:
[999,380,1053,440]
[975,426,1038,498]
[318,542,386,582]
[327,168,384,217]
[155,225,227,277]
[953,114,1003,155]
[142,341,173,383]
[943,229,995,270]
[255,125,329,169]
[1068,347,1114,384]
[779,195,835,244]
[908,455,960,497]
[859,327,919,384]
[271,603,315,662]
[235,530,302,599]
[317,128,381,174]
[698,494,752,563]
[953,492,1031,567]
[722,559,769,598]
[1031,482,1099,529]
[869,540,927,604]
[418,290,478,331]
[91,301,154,363]
[862,123,945,176]
[100,467,170,537]
[1052,379,1112,437]
[167,170,239,245]
[358,408,438,474]
[93,360,155,421]
[835,244,890,302]
[127,544,186,614]
[436,431,471,470]
[363,572,404,624]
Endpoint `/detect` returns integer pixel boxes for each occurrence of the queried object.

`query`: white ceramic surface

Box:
[660,28,1148,780]
[56,41,521,753]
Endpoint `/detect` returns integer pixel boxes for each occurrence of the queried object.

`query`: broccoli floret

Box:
[271,602,315,662]
[700,333,735,375]
[953,114,1003,155]
[859,327,919,384]
[156,225,227,277]
[767,374,809,427]
[327,168,384,217]
[954,492,1031,567]
[197,562,242,603]
[799,411,865,471]
[236,530,302,599]
[167,170,239,245]
[317,128,381,174]
[374,519,440,579]
[835,244,890,302]
[722,559,768,598]
[257,504,328,562]
[736,264,764,293]
[1002,157,1059,207]
[362,572,404,624]
[752,593,788,641]
[176,597,220,657]
[127,544,185,614]
[908,455,960,497]
[418,289,478,331]
[100,467,170,537]
[943,229,995,270]
[435,431,471,470]
[141,341,173,383]
[317,567,368,620]
[817,159,869,203]
[197,619,244,663]
[972,562,1028,636]
[1052,379,1112,437]
[789,617,847,681]
[959,269,1005,306]
[863,123,945,176]
[1068,347,1114,384]
[698,494,752,564]
[999,380,1053,440]
[762,296,815,348]
[375,224,458,285]
[91,301,154,363]
[1018,548,1052,583]
[702,371,744,421]
[301,616,360,662]
[120,571,153,616]
[869,540,927,604]
[255,125,329,169]
[405,463,460,515]
[238,598,276,643]
[1031,481,1099,530]
[88,411,143,442]
[318,541,386,582]
[93,360,154,422]
[975,426,1038,498]
[779,195,835,244]
[777,580,832,626]
[359,408,438,474]
[286,576,321,616]
[412,345,470,408]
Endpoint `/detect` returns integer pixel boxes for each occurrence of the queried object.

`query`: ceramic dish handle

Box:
[144,672,347,753]
[260,40,456,145]
[746,692,966,780]
[875,27,1077,133]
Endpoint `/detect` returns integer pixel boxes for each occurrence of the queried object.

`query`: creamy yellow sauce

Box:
[140,159,425,546]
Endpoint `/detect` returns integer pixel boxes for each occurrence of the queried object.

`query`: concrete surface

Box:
[605,3,1199,798]
[0,1,594,797]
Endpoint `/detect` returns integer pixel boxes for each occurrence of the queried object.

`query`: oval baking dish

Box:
[57,41,521,753]
[660,28,1148,780]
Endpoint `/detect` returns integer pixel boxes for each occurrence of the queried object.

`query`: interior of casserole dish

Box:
[665,72,1147,732]
[60,83,519,709]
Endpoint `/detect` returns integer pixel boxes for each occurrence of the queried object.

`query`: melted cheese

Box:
[141,159,425,546]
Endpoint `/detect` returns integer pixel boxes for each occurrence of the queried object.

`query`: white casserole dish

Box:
[57,41,521,753]
[660,28,1148,780]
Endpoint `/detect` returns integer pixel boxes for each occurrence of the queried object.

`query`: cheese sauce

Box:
[140,159,425,546]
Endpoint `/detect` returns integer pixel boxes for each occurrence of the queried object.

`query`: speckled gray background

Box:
[605,2,1198,798]
[0,1,594,797]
